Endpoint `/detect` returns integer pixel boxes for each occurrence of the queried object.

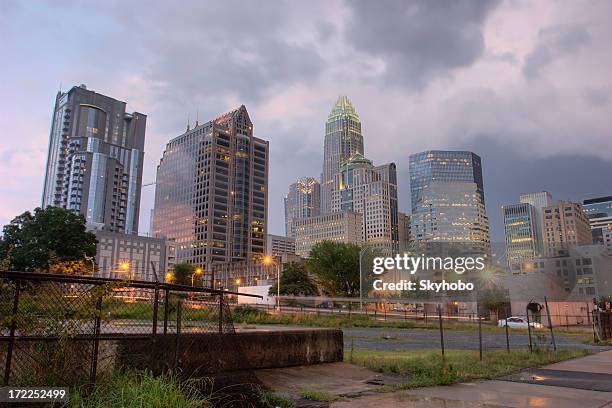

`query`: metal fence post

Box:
[152,284,159,336]
[163,288,169,334]
[505,305,510,353]
[526,306,533,353]
[174,300,182,369]
[438,304,445,356]
[90,289,103,384]
[3,279,21,386]
[218,293,224,334]
[544,296,556,351]
[477,306,483,361]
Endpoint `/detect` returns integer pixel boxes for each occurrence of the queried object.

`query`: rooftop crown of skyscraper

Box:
[327,95,360,122]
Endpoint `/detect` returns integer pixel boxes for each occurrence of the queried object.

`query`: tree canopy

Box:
[268,262,318,296]
[172,262,195,286]
[0,207,97,272]
[307,241,379,297]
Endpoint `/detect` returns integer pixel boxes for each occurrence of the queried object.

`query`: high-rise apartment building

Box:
[409,151,484,213]
[321,96,363,213]
[331,153,399,254]
[582,196,612,244]
[293,211,363,257]
[542,201,591,257]
[284,177,320,237]
[502,203,541,263]
[152,106,268,275]
[42,85,146,234]
[409,151,490,253]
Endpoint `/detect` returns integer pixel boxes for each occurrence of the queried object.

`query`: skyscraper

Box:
[332,153,399,254]
[152,106,268,274]
[502,202,541,263]
[542,201,591,257]
[284,177,320,238]
[321,96,363,213]
[409,151,490,253]
[42,84,146,234]
[409,150,484,213]
[582,196,612,244]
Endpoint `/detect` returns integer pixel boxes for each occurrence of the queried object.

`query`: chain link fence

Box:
[1,271,260,388]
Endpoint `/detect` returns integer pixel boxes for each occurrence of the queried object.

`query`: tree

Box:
[479,284,510,315]
[0,207,97,272]
[268,262,318,296]
[172,262,194,286]
[307,241,378,297]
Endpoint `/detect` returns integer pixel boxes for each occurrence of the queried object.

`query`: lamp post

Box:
[191,267,203,287]
[359,245,371,311]
[264,256,280,311]
[84,255,95,275]
[119,261,131,280]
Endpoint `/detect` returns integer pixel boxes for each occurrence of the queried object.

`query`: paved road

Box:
[343,327,609,352]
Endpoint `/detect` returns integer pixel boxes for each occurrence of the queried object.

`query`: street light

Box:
[263,256,280,311]
[359,245,371,310]
[118,261,132,280]
[192,267,203,286]
[165,272,175,283]
[84,255,95,275]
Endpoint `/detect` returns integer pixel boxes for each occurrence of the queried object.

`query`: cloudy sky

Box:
[1,0,611,241]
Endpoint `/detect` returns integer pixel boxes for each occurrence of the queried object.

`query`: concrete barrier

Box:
[113,328,343,377]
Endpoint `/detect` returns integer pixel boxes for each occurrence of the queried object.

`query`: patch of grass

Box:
[299,388,339,402]
[258,391,296,408]
[346,349,590,390]
[68,370,211,407]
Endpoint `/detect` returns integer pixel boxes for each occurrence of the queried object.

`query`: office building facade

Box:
[583,196,612,245]
[293,211,363,257]
[398,212,412,253]
[321,96,364,213]
[284,177,320,237]
[542,201,592,257]
[152,106,268,277]
[331,153,399,254]
[266,234,296,258]
[409,151,490,253]
[94,230,166,282]
[409,150,484,213]
[42,85,146,234]
[503,203,541,263]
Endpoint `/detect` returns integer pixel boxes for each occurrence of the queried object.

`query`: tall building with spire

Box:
[42,84,146,234]
[321,96,363,213]
[152,106,268,276]
[332,153,399,254]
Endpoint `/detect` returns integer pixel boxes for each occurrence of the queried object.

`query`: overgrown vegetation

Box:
[347,349,590,390]
[257,391,296,408]
[68,370,211,407]
[299,388,338,402]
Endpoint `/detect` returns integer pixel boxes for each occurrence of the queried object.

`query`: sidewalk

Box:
[330,350,612,408]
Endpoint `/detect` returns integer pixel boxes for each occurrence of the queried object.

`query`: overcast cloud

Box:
[0,0,611,241]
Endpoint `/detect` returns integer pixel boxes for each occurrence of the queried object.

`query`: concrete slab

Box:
[331,380,611,408]
[255,362,384,397]
[541,350,612,374]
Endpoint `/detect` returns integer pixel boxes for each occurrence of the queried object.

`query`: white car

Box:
[498,316,543,329]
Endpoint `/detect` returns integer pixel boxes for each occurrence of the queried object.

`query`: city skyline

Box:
[2,1,612,242]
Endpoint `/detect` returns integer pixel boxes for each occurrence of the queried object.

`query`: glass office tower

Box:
[409,151,490,253]
[583,196,612,244]
[42,84,146,234]
[409,150,484,213]
[152,106,268,275]
[503,202,541,263]
[321,96,364,213]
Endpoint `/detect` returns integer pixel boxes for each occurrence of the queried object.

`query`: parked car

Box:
[392,306,407,312]
[498,316,543,329]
